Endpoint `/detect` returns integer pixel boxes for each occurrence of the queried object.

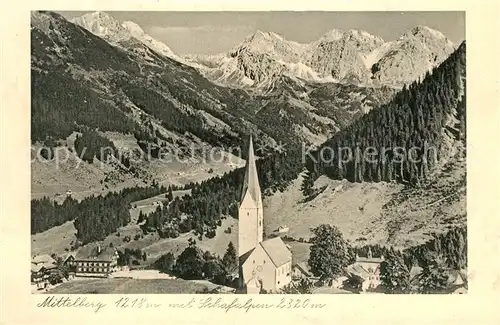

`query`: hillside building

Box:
[74,244,119,278]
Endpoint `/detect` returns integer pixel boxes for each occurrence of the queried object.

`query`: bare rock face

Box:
[230,30,306,63]
[71,11,131,43]
[370,26,456,86]
[185,26,455,92]
[69,11,457,92]
[303,29,385,83]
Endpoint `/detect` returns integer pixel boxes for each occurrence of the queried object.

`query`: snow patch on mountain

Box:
[71,12,181,62]
[186,25,455,92]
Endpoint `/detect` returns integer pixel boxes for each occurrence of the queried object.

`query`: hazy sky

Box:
[58,11,465,55]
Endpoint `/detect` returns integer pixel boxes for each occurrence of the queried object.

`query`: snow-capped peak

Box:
[121,20,178,59]
[71,11,130,43]
[71,11,179,60]
[320,29,344,41]
[230,30,306,61]
[121,21,145,37]
[404,25,448,40]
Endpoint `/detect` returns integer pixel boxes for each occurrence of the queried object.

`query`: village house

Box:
[74,244,119,278]
[238,136,293,293]
[60,252,77,279]
[31,254,58,289]
[346,249,384,292]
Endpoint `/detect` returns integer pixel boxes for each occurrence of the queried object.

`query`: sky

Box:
[58,11,465,55]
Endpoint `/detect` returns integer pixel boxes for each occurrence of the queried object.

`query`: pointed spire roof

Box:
[240,135,262,204]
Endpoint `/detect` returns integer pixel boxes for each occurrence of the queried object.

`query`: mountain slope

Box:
[71,11,180,61]
[265,42,466,248]
[31,11,395,200]
[307,42,466,185]
[370,26,456,86]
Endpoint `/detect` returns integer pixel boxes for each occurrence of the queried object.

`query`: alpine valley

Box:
[31,11,466,294]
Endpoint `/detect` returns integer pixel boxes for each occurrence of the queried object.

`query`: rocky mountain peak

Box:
[230,30,305,62]
[71,11,130,43]
[71,12,179,60]
[121,20,146,37]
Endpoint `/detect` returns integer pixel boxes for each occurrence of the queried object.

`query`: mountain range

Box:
[184,26,455,90]
[30,10,465,253]
[70,11,456,92]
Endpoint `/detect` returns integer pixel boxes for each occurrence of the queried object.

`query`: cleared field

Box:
[263,155,466,249]
[141,217,238,260]
[31,221,77,256]
[48,278,208,294]
[264,173,403,244]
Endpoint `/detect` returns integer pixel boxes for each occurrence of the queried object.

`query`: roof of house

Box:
[31,261,57,272]
[31,263,45,272]
[59,252,76,262]
[31,254,56,265]
[355,257,384,264]
[260,237,292,267]
[75,244,117,262]
[347,264,371,278]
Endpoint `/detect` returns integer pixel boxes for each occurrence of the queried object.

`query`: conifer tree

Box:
[222,241,238,273]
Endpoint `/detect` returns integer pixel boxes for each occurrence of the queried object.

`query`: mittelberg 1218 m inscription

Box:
[37,296,326,313]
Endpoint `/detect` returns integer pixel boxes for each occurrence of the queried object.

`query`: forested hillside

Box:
[31,11,394,160]
[31,184,167,241]
[305,42,466,186]
[31,141,304,245]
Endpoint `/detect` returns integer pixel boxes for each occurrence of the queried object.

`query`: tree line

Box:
[308,223,467,293]
[154,239,238,287]
[141,144,304,240]
[31,184,168,241]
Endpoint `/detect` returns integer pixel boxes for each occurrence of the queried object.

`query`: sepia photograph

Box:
[30,10,467,295]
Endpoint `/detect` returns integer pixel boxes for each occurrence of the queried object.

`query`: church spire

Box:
[240,135,262,204]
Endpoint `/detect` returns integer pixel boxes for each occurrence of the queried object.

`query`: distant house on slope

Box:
[277,225,289,234]
[74,244,119,278]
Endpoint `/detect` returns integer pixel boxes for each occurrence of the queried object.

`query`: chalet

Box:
[60,252,77,279]
[74,244,119,278]
[31,254,58,289]
[346,249,384,292]
[277,225,289,234]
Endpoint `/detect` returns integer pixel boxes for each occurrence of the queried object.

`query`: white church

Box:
[238,136,292,294]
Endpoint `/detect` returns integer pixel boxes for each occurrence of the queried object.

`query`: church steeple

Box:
[240,135,262,204]
[238,135,264,258]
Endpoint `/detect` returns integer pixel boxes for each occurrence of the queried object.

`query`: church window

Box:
[253,260,255,264]
[247,212,249,216]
